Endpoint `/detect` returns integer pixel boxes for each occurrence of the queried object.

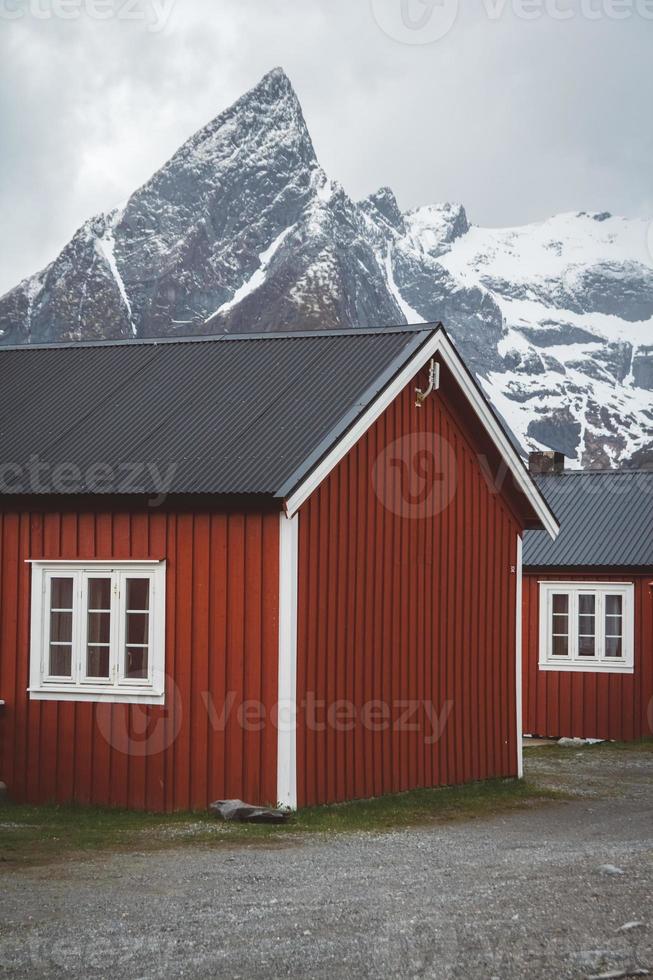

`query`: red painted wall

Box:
[522,571,653,741]
[0,504,279,810]
[295,362,524,807]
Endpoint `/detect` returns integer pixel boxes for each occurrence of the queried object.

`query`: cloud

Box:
[0,0,651,295]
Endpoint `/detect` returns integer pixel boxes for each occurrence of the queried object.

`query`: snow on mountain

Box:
[431,211,653,466]
[1,68,651,468]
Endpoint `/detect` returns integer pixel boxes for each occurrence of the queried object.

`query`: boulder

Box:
[209,799,290,824]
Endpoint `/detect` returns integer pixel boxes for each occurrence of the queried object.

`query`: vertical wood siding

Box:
[0,506,279,810]
[295,365,523,807]
[523,571,653,741]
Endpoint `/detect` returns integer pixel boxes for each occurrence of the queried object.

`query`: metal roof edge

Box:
[0,322,437,353]
[535,469,653,478]
[523,563,653,573]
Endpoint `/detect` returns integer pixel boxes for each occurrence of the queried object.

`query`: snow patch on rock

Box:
[94,211,136,336]
[383,246,425,325]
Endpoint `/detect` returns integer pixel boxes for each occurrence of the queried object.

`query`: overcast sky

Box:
[1,0,651,295]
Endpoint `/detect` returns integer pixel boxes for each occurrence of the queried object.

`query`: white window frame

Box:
[538,581,634,674]
[28,560,166,704]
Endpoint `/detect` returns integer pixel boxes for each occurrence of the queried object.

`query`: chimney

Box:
[528,451,565,475]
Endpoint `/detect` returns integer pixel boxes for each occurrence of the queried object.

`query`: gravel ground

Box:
[1,746,651,979]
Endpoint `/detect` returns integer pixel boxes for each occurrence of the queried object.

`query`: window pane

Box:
[126,579,150,611]
[579,594,596,615]
[552,594,568,614]
[49,644,72,676]
[578,593,596,658]
[552,635,568,657]
[87,610,111,644]
[126,612,149,646]
[578,615,596,636]
[605,636,623,658]
[579,635,596,657]
[551,591,569,659]
[88,578,111,610]
[48,576,74,678]
[125,646,148,679]
[51,577,73,610]
[50,610,72,643]
[605,615,622,638]
[87,646,110,678]
[605,595,622,616]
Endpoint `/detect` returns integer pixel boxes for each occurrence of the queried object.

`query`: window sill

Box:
[28,688,165,705]
[538,662,633,675]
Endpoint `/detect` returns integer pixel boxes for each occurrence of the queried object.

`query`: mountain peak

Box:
[219,66,302,124]
[168,66,312,173]
[256,66,295,95]
[362,187,405,231]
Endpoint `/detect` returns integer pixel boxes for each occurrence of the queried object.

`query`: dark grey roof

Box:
[0,326,438,497]
[523,470,653,568]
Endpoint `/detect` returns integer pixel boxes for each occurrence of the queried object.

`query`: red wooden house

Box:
[0,325,558,811]
[522,453,653,742]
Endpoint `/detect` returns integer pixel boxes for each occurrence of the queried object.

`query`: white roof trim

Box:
[284,328,559,540]
[435,331,559,540]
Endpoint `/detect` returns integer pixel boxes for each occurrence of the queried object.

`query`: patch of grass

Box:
[0,778,568,869]
[0,805,218,868]
[293,778,567,833]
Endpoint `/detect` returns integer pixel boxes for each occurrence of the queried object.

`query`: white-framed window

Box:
[539,582,634,674]
[28,561,166,704]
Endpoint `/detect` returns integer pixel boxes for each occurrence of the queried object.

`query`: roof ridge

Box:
[0,323,441,353]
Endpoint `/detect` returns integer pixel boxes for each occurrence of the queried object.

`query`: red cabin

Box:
[522,454,653,742]
[0,325,557,810]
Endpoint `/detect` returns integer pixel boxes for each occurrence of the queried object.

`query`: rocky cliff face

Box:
[1,68,651,468]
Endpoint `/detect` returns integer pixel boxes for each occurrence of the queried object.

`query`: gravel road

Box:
[1,746,651,979]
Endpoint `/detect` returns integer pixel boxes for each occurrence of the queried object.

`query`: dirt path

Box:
[0,744,651,979]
